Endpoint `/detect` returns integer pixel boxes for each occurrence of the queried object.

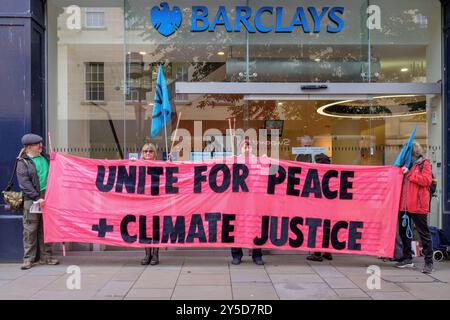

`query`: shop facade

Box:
[0,0,449,259]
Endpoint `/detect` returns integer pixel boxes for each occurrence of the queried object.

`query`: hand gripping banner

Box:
[43,153,403,257]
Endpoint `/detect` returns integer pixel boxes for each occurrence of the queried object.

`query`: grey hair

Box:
[300,135,313,146]
[412,141,424,157]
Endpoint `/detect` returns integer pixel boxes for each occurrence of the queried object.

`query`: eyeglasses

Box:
[143,150,155,153]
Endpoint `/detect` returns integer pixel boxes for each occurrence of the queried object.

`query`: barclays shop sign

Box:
[150,3,345,37]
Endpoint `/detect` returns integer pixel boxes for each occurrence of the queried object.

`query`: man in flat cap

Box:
[16,133,59,270]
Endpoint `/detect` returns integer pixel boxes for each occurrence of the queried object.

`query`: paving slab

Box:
[181,266,230,274]
[44,273,113,291]
[30,289,98,300]
[95,280,134,298]
[367,291,417,300]
[171,285,232,300]
[134,270,180,289]
[334,288,370,299]
[322,276,359,289]
[398,282,450,300]
[265,265,315,274]
[274,282,338,300]
[381,275,437,283]
[230,269,271,283]
[125,288,173,300]
[346,275,406,292]
[1,251,450,300]
[232,283,279,300]
[269,273,324,284]
[177,273,231,286]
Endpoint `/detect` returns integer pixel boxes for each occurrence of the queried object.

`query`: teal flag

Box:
[394,127,416,169]
[150,65,172,137]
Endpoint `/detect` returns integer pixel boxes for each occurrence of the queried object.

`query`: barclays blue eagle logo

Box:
[150,2,182,37]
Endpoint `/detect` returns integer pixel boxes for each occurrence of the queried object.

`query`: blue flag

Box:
[394,127,417,169]
[150,65,172,137]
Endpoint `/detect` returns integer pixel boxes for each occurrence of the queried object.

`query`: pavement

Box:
[0,250,450,300]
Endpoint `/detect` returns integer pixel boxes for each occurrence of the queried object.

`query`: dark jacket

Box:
[16,152,50,201]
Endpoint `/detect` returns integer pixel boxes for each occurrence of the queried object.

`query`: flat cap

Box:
[21,133,43,145]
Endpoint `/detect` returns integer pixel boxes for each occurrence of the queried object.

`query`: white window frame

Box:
[85,8,105,29]
[85,62,105,102]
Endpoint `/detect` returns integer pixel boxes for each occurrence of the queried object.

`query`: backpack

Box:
[419,160,437,197]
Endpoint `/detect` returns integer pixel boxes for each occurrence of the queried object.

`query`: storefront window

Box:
[47,1,441,163]
[47,0,443,235]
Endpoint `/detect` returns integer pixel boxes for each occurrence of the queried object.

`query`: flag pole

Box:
[163,110,169,161]
[48,131,66,257]
[170,112,182,154]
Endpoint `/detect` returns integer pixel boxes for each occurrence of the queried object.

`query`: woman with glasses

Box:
[137,143,161,266]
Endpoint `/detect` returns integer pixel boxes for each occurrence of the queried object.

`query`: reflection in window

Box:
[85,62,104,101]
[85,8,105,28]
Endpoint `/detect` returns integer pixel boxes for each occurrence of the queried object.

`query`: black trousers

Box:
[231,248,262,259]
[398,211,433,264]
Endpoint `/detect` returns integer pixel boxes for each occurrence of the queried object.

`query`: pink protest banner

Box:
[42,153,403,257]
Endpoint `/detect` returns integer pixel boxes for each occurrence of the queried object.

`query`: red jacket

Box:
[399,157,433,214]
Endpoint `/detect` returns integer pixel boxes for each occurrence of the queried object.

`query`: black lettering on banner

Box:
[194,166,208,193]
[153,216,160,244]
[137,166,146,194]
[322,170,339,199]
[116,166,137,193]
[121,214,137,243]
[289,217,304,248]
[221,214,236,243]
[186,214,207,243]
[287,167,302,196]
[209,164,231,193]
[267,165,286,194]
[270,217,289,246]
[331,221,349,250]
[205,212,221,243]
[232,164,249,192]
[139,216,152,244]
[348,221,363,251]
[306,218,322,248]
[254,216,269,245]
[162,216,185,243]
[147,167,163,195]
[96,166,117,192]
[340,171,354,200]
[301,169,322,198]
[322,219,331,248]
[165,167,179,194]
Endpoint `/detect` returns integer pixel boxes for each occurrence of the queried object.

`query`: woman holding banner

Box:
[397,141,434,274]
[137,143,161,266]
[296,152,334,262]
[231,138,264,265]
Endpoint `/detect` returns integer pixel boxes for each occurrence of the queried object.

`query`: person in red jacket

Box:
[396,141,433,273]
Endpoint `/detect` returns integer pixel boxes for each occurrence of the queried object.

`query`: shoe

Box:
[307,255,323,262]
[395,259,415,268]
[253,257,264,265]
[141,255,151,265]
[231,257,241,265]
[141,248,152,265]
[150,248,159,266]
[322,253,333,261]
[20,261,33,270]
[421,263,433,274]
[39,257,59,265]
